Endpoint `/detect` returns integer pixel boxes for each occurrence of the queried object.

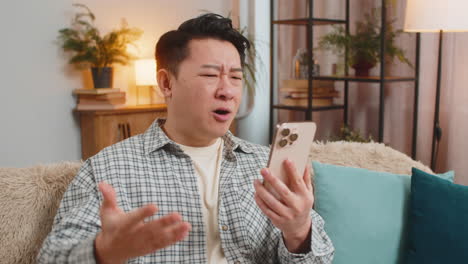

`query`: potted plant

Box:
[330,124,374,143]
[58,4,142,88]
[318,8,412,76]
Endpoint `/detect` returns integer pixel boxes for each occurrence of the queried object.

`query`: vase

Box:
[91,67,113,88]
[351,60,375,77]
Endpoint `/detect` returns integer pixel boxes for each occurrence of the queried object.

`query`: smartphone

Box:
[265,122,317,196]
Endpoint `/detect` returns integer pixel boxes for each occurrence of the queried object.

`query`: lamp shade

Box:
[135,59,157,86]
[404,0,468,32]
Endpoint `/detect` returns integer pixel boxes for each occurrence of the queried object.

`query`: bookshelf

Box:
[269,0,420,158]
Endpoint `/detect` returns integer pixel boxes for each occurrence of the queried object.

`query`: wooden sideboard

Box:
[75,104,167,160]
[76,104,238,160]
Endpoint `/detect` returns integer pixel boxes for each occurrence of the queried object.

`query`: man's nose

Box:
[215,74,235,100]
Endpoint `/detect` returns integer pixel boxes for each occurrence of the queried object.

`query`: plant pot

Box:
[352,60,376,77]
[91,67,113,88]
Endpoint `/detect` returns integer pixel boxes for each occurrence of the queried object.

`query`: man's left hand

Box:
[254,159,314,253]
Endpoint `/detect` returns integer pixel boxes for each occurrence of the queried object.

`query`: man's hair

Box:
[155,13,250,76]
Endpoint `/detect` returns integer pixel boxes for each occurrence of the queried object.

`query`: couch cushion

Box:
[313,161,454,264]
[0,161,82,264]
[309,141,432,175]
[406,168,468,263]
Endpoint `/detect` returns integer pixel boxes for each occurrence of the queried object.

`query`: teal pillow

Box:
[312,161,454,264]
[406,168,468,263]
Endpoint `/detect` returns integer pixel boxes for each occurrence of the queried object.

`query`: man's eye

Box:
[232,76,243,80]
[201,74,218,77]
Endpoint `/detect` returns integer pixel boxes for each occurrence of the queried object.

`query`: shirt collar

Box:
[143,118,253,155]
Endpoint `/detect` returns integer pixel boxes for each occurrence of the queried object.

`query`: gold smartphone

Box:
[265,122,317,197]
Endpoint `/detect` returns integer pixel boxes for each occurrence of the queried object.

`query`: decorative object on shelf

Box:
[58,3,142,88]
[404,0,468,171]
[134,59,164,105]
[318,7,412,76]
[73,88,126,110]
[280,79,338,107]
[292,48,320,79]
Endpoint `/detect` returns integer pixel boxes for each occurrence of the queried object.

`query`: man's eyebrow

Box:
[200,64,243,73]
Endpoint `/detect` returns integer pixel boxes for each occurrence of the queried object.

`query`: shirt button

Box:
[234,261,241,264]
[221,225,229,231]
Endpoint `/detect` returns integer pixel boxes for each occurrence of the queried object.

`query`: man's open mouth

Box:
[212,108,232,122]
[214,109,231,115]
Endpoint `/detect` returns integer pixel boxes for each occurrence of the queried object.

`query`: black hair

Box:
[155,13,250,77]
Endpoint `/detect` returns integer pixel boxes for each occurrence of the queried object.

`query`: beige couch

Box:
[0,141,432,263]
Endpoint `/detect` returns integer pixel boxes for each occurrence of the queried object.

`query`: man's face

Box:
[165,38,243,144]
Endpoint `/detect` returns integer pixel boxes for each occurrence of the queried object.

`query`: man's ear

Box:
[157,69,173,99]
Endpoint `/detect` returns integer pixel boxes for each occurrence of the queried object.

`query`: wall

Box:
[0,0,230,167]
[236,0,271,146]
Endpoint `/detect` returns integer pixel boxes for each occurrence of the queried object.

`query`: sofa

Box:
[0,141,435,263]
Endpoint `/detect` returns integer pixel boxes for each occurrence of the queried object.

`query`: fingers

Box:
[254,178,289,215]
[254,186,282,223]
[260,167,297,206]
[146,212,182,229]
[303,163,313,192]
[151,220,191,250]
[99,182,118,210]
[141,213,192,250]
[283,160,307,193]
[164,220,192,242]
[122,204,158,228]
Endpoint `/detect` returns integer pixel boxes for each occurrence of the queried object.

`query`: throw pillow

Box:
[406,168,468,264]
[312,161,453,264]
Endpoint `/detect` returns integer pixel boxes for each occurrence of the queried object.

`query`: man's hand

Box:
[94,182,191,264]
[254,159,313,253]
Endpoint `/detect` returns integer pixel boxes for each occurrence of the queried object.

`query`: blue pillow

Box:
[312,161,454,264]
[406,168,468,264]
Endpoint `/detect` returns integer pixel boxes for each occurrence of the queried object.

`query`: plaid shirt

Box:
[38,119,334,264]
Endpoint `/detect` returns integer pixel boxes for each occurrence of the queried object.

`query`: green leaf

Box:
[57,3,142,68]
[318,7,413,68]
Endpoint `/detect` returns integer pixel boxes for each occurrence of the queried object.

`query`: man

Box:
[38,13,334,263]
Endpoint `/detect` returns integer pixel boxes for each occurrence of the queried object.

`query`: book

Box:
[281,79,335,91]
[73,88,121,95]
[283,90,340,99]
[281,97,334,107]
[77,92,126,100]
[76,104,127,110]
[280,86,335,94]
[78,97,126,105]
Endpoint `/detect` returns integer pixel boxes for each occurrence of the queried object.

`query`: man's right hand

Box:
[94,182,191,264]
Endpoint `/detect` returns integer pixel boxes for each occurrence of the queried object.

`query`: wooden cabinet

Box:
[76,104,167,160]
[76,104,238,160]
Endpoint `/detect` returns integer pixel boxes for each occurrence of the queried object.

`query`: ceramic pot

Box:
[91,67,113,88]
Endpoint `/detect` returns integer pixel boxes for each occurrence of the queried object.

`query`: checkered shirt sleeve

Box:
[37,119,334,263]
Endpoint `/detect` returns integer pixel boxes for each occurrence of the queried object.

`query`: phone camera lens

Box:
[279,139,288,147]
[289,133,298,141]
[281,128,290,137]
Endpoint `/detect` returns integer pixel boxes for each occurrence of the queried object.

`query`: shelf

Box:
[312,75,416,83]
[273,104,345,112]
[75,104,167,114]
[270,0,419,157]
[272,18,347,26]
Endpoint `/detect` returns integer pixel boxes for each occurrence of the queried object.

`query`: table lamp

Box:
[134,59,164,105]
[404,0,468,170]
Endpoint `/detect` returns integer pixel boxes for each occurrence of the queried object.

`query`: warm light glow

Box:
[135,59,157,86]
[404,0,468,32]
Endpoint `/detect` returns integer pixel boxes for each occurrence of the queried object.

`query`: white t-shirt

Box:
[178,138,228,264]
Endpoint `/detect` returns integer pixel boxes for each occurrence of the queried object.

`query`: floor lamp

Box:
[404,0,468,171]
